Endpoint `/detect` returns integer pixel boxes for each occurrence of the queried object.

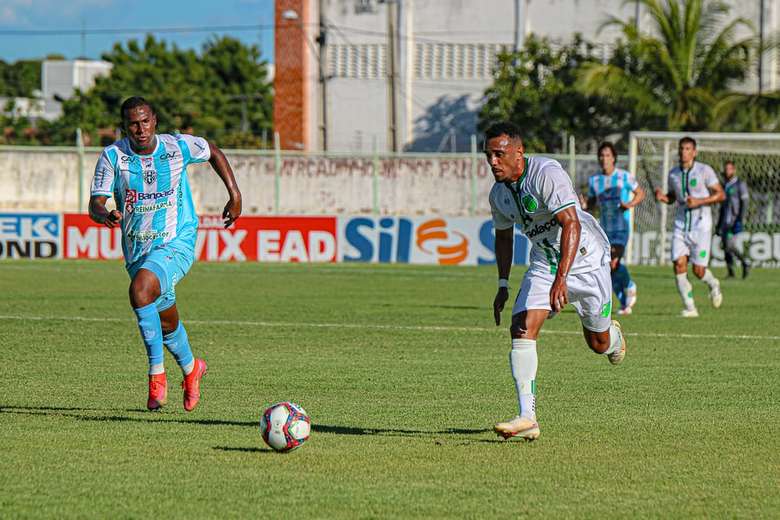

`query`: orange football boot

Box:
[182,358,207,412]
[147,372,167,411]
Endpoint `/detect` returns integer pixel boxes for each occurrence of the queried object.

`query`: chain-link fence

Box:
[627,131,780,265]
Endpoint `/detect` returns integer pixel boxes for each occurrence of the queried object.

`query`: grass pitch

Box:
[0,260,778,518]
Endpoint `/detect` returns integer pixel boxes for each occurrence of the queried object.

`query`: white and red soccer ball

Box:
[259,401,311,452]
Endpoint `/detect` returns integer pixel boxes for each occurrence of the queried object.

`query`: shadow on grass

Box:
[0,404,492,438]
[213,446,274,453]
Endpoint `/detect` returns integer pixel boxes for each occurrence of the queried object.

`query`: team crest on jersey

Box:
[690,178,698,187]
[143,169,157,184]
[521,194,539,213]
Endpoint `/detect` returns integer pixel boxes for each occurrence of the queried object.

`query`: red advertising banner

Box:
[62,214,338,263]
[196,215,337,262]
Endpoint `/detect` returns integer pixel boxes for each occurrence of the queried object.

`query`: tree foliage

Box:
[577,0,761,131]
[0,59,41,97]
[37,35,273,147]
[479,35,637,153]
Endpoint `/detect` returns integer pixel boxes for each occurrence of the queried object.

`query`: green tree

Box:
[479,34,636,152]
[0,59,42,97]
[47,35,273,147]
[578,0,756,131]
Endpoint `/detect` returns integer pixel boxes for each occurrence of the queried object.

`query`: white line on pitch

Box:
[0,314,778,342]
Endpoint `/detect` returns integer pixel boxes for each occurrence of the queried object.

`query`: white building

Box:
[275,0,780,152]
[41,59,113,120]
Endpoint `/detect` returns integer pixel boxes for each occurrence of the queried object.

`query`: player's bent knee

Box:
[129,270,162,308]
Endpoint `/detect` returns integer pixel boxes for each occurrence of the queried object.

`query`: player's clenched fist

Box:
[104,209,122,228]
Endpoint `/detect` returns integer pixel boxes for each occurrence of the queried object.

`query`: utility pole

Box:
[514,0,526,52]
[386,0,399,152]
[759,0,765,95]
[635,0,641,32]
[317,0,329,151]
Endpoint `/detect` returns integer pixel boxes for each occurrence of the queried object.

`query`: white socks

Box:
[149,363,165,375]
[700,269,719,290]
[510,338,537,420]
[676,273,695,310]
[605,323,623,355]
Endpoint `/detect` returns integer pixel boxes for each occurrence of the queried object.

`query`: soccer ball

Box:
[259,401,311,452]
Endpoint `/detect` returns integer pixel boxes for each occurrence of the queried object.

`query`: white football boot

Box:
[709,281,723,309]
[680,307,699,318]
[493,416,540,441]
[607,320,627,365]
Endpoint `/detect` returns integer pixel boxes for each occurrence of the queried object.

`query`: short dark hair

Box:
[597,141,617,160]
[120,96,155,120]
[679,136,697,148]
[484,122,523,143]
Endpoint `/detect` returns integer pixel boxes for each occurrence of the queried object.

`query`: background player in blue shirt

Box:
[582,142,645,314]
[88,96,242,412]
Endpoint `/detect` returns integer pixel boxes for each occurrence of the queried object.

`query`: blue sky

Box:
[0,0,275,63]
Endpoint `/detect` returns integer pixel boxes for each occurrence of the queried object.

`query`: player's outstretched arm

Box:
[654,187,674,204]
[493,227,513,326]
[207,141,243,228]
[88,195,121,228]
[550,207,581,312]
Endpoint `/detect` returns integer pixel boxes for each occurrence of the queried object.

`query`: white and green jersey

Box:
[489,156,609,275]
[668,161,720,233]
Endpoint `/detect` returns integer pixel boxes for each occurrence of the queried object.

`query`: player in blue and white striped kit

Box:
[583,142,645,315]
[89,97,242,411]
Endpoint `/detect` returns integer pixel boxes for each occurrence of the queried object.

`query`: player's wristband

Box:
[498,278,509,289]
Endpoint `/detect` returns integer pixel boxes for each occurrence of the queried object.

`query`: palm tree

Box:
[579,0,757,131]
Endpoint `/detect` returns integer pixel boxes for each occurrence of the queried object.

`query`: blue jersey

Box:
[91,134,211,268]
[587,168,638,241]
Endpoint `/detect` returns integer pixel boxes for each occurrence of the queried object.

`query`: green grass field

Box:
[1,260,778,518]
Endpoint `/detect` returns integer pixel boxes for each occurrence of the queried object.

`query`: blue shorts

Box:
[127,242,195,312]
[606,230,629,247]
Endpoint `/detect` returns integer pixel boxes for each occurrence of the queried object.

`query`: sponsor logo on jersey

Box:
[128,229,170,242]
[120,155,139,164]
[124,189,138,213]
[142,157,153,168]
[137,187,175,201]
[135,200,175,214]
[525,217,558,238]
[159,152,177,160]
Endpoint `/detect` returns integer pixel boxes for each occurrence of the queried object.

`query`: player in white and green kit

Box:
[655,137,725,317]
[89,96,242,411]
[485,122,627,441]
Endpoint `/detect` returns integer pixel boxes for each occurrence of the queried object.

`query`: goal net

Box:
[627,131,780,266]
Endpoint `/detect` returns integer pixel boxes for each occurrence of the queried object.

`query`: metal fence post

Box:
[470,134,478,216]
[567,135,576,184]
[76,128,85,213]
[372,137,380,215]
[273,132,281,214]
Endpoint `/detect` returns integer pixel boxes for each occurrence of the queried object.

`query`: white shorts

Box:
[671,229,712,266]
[512,265,613,332]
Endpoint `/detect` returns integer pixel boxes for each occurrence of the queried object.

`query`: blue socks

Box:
[134,303,164,374]
[611,263,633,309]
[163,322,195,375]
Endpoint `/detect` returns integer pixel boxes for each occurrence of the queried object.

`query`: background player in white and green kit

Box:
[655,137,725,317]
[485,122,627,441]
[583,142,645,315]
[89,96,242,411]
